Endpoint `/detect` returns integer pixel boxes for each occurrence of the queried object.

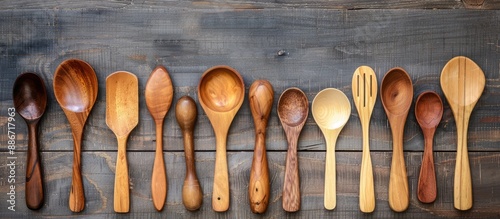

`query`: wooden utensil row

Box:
[14,56,484,214]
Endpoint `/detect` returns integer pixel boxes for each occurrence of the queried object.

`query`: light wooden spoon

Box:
[277,87,309,212]
[53,59,98,212]
[198,65,245,212]
[312,88,351,210]
[352,66,377,213]
[380,67,413,212]
[145,66,173,211]
[248,80,273,214]
[440,56,485,211]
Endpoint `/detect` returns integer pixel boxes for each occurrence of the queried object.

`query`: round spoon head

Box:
[312,88,351,131]
[53,59,98,113]
[13,73,47,121]
[277,87,309,127]
[198,66,245,113]
[415,91,443,129]
[381,67,413,115]
[145,66,173,121]
[176,96,197,131]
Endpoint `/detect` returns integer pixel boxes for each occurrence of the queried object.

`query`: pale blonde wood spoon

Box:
[198,66,245,212]
[351,66,377,213]
[380,67,413,212]
[106,71,139,213]
[145,66,173,211]
[53,59,98,212]
[312,88,351,210]
[441,56,485,211]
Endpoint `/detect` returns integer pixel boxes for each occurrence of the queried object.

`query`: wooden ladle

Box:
[198,65,245,212]
[248,80,274,214]
[53,59,98,212]
[415,91,443,204]
[380,67,413,212]
[176,96,203,211]
[277,87,309,212]
[145,66,173,211]
[312,88,351,210]
[106,71,139,213]
[440,56,485,210]
[13,73,47,210]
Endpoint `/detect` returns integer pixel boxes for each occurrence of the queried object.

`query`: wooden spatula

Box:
[106,71,139,213]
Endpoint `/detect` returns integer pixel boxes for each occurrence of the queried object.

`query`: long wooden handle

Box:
[152,123,167,211]
[69,129,85,212]
[249,132,270,213]
[283,133,300,212]
[388,123,409,212]
[114,136,130,213]
[212,133,229,212]
[324,133,338,210]
[359,123,375,213]
[182,130,203,211]
[26,123,43,210]
[454,113,473,210]
[417,130,437,203]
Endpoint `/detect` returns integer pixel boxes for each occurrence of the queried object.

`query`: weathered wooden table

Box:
[1,1,500,218]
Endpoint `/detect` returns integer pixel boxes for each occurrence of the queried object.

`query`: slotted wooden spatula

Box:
[352,66,377,213]
[106,71,139,213]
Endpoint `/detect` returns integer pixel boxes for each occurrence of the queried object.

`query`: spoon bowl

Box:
[198,65,244,212]
[380,67,413,212]
[312,88,350,210]
[13,72,47,210]
[53,59,98,212]
[415,91,443,204]
[277,87,308,212]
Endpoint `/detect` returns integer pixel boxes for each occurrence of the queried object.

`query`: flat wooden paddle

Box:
[106,71,139,213]
[441,56,485,210]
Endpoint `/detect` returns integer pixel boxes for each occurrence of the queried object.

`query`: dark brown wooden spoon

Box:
[53,59,98,212]
[13,72,47,210]
[277,87,309,212]
[248,80,273,214]
[415,91,443,203]
[176,96,203,211]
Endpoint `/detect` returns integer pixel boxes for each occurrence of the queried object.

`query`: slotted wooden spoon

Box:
[441,56,485,210]
[352,66,377,213]
[106,71,139,213]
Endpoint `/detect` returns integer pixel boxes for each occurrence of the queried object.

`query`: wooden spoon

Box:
[277,87,308,212]
[248,80,274,214]
[53,59,98,212]
[13,73,47,210]
[198,65,245,212]
[440,56,485,210]
[351,66,377,213]
[176,96,203,211]
[415,91,443,203]
[380,67,413,212]
[106,71,139,213]
[145,66,173,211]
[312,88,351,210]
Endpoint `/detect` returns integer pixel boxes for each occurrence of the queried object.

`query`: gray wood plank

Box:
[0,151,499,218]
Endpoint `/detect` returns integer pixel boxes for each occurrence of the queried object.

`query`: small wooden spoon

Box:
[106,71,139,213]
[53,59,98,212]
[440,56,485,210]
[312,88,351,210]
[248,80,274,214]
[380,67,413,212]
[145,66,173,211]
[277,87,309,212]
[352,66,377,213]
[415,91,443,203]
[176,96,203,211]
[198,65,245,212]
[13,73,47,210]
